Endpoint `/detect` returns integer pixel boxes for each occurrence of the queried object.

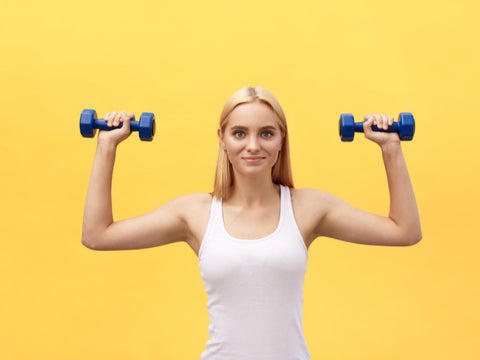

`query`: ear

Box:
[218,128,226,150]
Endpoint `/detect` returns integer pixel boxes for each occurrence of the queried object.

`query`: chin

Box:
[237,165,274,177]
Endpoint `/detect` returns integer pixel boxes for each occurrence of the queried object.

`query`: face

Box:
[218,101,284,178]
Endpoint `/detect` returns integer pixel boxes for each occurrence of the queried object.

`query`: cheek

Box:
[270,139,283,153]
[264,141,283,164]
[224,139,243,155]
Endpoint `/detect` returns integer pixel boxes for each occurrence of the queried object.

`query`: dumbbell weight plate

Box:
[398,112,415,140]
[138,112,156,141]
[80,109,97,137]
[339,113,355,142]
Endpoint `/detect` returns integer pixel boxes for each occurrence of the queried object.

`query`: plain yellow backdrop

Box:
[1,0,479,359]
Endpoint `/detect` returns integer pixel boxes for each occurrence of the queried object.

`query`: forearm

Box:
[81,141,117,245]
[381,142,422,244]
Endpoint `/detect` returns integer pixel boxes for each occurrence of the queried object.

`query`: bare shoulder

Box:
[170,192,213,229]
[290,187,333,220]
[290,187,332,209]
[290,187,326,199]
[171,192,213,212]
[289,187,332,248]
[171,192,213,256]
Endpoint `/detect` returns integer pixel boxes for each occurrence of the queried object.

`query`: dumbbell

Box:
[339,112,415,142]
[80,109,156,141]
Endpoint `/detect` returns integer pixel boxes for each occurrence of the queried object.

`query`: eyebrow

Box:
[230,125,277,131]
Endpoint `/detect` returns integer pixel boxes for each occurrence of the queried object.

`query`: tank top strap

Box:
[198,195,222,260]
[280,184,309,257]
[280,184,293,223]
[210,195,224,229]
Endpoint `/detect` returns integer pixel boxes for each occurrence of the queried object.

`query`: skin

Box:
[81,102,422,255]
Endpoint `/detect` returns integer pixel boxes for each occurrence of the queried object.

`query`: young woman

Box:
[82,86,422,359]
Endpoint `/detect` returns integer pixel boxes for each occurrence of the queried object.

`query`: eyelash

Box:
[233,131,274,138]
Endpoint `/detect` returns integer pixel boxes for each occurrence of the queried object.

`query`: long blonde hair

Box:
[213,86,294,199]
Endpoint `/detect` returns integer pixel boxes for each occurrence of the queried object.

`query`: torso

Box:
[183,187,326,257]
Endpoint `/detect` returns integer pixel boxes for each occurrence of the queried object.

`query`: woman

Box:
[82,86,422,359]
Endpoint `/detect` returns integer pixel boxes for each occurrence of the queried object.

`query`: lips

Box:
[242,156,265,163]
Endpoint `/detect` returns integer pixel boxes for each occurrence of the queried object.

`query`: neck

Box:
[227,173,280,207]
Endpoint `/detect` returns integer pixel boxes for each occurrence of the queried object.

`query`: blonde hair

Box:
[213,86,294,199]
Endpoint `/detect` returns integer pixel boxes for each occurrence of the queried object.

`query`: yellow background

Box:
[1,0,479,358]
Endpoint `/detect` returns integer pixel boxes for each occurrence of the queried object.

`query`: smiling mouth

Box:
[242,157,265,163]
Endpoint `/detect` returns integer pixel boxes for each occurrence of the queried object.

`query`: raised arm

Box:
[81,111,192,251]
[313,113,422,246]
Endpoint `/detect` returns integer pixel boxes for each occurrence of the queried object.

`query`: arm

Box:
[381,141,422,244]
[81,111,191,250]
[315,113,422,246]
[81,140,116,248]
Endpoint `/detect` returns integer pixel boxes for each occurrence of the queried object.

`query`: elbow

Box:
[81,222,109,250]
[81,233,103,250]
[81,237,97,250]
[406,229,423,246]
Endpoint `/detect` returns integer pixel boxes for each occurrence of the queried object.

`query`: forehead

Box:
[226,102,279,128]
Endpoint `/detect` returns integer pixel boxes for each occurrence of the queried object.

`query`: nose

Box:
[246,135,261,153]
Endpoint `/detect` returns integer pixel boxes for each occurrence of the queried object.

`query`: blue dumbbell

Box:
[339,112,415,142]
[80,109,156,141]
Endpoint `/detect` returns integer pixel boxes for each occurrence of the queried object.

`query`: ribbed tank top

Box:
[198,185,311,360]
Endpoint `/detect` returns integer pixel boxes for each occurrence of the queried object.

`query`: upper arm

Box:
[307,189,413,246]
[82,194,202,251]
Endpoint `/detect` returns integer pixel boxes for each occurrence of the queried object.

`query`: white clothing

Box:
[198,185,311,360]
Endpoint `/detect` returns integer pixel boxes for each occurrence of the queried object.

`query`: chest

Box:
[222,204,280,240]
[187,191,320,257]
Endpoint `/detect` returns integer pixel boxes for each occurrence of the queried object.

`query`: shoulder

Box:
[289,187,356,225]
[286,188,334,247]
[288,187,331,217]
[289,187,339,221]
[168,192,213,215]
[174,192,213,203]
[290,187,332,205]
[170,193,214,252]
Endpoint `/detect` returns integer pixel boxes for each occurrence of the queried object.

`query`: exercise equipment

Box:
[339,112,415,141]
[80,109,156,141]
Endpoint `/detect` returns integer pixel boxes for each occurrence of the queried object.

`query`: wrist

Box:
[96,139,117,153]
[380,140,402,155]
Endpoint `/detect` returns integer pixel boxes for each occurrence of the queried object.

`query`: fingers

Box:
[104,111,116,127]
[364,113,394,130]
[104,111,134,127]
[380,114,394,130]
[362,112,399,146]
[364,113,373,125]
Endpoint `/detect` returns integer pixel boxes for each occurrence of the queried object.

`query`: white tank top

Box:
[198,185,311,360]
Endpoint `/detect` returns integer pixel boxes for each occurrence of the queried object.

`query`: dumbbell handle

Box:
[353,121,400,133]
[93,118,140,132]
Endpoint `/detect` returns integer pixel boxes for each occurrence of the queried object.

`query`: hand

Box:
[98,111,134,146]
[363,113,401,147]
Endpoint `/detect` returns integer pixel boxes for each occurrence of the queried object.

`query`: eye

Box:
[261,131,274,138]
[233,131,245,138]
